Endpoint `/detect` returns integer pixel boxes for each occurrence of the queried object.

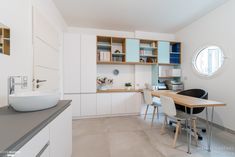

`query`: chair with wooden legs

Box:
[160,95,198,148]
[143,89,161,125]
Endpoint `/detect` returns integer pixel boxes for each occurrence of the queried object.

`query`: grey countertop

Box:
[0,100,71,156]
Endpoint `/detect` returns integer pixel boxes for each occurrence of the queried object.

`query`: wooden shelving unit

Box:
[170,42,181,64]
[0,28,10,55]
[139,39,158,64]
[97,61,157,65]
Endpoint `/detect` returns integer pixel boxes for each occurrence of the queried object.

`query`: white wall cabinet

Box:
[81,94,97,116]
[80,35,97,93]
[63,33,81,93]
[15,106,72,157]
[97,93,112,115]
[63,94,81,117]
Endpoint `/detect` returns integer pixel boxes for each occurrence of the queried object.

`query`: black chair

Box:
[170,89,208,140]
[176,89,208,114]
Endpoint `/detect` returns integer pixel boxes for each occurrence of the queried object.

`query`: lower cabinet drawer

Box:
[14,126,50,157]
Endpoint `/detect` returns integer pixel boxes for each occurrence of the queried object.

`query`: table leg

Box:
[208,107,214,152]
[187,108,193,154]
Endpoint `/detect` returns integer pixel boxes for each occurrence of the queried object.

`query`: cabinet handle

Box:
[36,141,50,157]
[36,79,47,83]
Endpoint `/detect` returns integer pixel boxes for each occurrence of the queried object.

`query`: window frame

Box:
[192,45,225,78]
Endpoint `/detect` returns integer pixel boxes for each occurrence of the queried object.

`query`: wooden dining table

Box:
[151,90,226,154]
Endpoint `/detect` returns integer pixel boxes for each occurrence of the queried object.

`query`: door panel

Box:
[33,8,59,49]
[63,33,81,93]
[34,37,59,70]
[34,67,59,91]
[63,94,81,117]
[111,93,127,114]
[158,41,170,63]
[33,7,60,91]
[81,94,97,116]
[126,39,140,62]
[97,93,111,115]
[80,35,97,93]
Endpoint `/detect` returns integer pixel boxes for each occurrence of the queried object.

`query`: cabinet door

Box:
[14,126,50,157]
[81,94,97,116]
[111,93,127,114]
[97,93,112,115]
[63,94,81,117]
[125,92,141,114]
[81,35,97,93]
[50,105,72,157]
[126,39,140,62]
[158,41,170,63]
[63,33,81,93]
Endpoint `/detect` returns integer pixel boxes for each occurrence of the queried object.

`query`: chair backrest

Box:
[160,95,176,117]
[177,89,208,114]
[143,89,153,105]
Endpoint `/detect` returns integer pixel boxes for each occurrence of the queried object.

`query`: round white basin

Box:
[9,91,60,112]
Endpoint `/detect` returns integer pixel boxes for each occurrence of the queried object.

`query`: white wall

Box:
[0,0,32,107]
[0,0,66,107]
[176,0,235,130]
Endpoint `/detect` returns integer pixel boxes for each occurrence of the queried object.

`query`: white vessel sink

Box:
[9,91,60,112]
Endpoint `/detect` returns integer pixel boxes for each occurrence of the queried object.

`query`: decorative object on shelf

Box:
[113,69,119,76]
[97,76,113,90]
[114,50,121,54]
[125,82,132,90]
[140,58,145,63]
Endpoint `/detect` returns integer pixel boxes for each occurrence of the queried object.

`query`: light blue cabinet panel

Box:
[126,39,140,62]
[158,41,170,63]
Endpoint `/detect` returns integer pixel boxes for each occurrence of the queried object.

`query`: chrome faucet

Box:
[8,76,28,105]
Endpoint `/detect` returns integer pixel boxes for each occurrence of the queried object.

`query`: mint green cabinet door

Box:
[126,39,140,62]
[158,41,170,63]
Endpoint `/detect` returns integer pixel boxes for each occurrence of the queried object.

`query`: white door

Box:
[97,93,112,115]
[33,8,60,91]
[80,35,97,93]
[63,33,81,93]
[81,94,97,116]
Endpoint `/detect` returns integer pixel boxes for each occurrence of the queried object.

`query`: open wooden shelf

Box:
[158,76,181,79]
[158,63,181,66]
[97,61,157,65]
[0,28,10,55]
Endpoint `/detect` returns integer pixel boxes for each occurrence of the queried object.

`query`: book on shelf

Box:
[99,51,111,62]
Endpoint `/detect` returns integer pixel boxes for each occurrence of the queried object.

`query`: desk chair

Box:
[143,89,161,125]
[160,95,198,148]
[170,89,208,140]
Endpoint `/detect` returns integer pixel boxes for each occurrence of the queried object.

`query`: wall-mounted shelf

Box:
[139,39,158,64]
[0,28,10,55]
[97,61,157,65]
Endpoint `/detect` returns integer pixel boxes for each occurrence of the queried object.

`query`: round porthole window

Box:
[193,45,225,77]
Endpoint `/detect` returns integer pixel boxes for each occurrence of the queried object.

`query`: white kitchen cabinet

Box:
[50,105,72,157]
[81,94,97,116]
[112,92,141,115]
[14,126,50,157]
[81,35,97,93]
[125,92,141,114]
[64,94,81,117]
[63,33,81,93]
[97,93,112,115]
[111,93,128,114]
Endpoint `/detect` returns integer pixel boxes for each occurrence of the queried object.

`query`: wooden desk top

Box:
[97,89,141,93]
[152,90,226,108]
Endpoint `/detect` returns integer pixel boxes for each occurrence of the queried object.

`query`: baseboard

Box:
[197,117,235,135]
[72,113,140,120]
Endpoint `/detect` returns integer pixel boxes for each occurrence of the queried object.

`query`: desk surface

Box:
[152,90,225,108]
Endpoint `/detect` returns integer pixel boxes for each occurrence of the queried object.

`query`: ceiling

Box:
[53,0,228,33]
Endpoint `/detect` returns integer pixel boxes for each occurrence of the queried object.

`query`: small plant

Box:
[125,83,132,87]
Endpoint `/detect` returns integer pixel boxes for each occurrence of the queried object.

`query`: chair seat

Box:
[167,111,191,121]
[152,99,161,107]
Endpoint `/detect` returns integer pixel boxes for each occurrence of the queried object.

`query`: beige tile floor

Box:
[72,115,235,157]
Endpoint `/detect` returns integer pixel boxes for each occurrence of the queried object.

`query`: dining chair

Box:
[160,95,198,148]
[143,89,161,125]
